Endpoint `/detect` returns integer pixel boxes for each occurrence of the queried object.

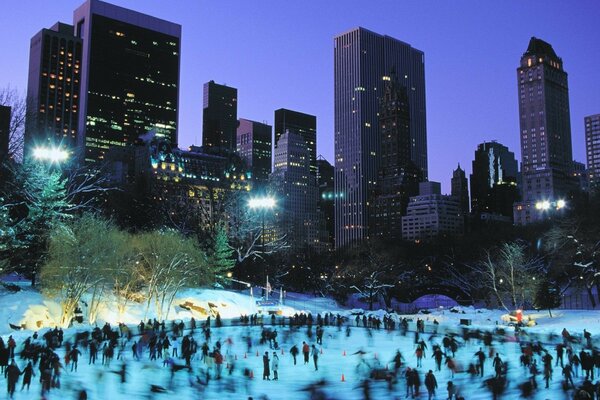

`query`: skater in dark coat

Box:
[425,370,438,400]
[21,361,34,391]
[263,352,270,380]
[70,346,82,371]
[290,345,299,365]
[5,360,21,399]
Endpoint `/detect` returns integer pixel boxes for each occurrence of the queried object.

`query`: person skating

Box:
[272,352,279,380]
[5,360,21,399]
[493,353,503,378]
[425,370,438,400]
[290,344,299,365]
[475,347,486,377]
[263,351,270,380]
[302,342,310,365]
[70,346,82,372]
[21,361,34,391]
[562,363,575,389]
[311,344,319,371]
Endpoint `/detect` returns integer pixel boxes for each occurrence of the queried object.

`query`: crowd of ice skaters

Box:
[0,311,599,399]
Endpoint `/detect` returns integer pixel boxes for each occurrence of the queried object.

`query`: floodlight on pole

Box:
[248,197,276,209]
[556,199,566,209]
[33,146,69,163]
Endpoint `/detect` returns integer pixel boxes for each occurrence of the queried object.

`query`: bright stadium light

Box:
[556,199,566,209]
[33,146,69,163]
[248,197,276,209]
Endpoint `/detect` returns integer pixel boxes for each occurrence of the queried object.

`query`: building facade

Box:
[274,108,316,176]
[317,157,335,249]
[451,164,469,216]
[470,141,518,218]
[585,114,600,191]
[236,118,272,186]
[203,81,238,155]
[513,37,575,225]
[401,182,463,241]
[370,72,420,240]
[270,130,319,251]
[334,27,427,248]
[74,0,181,163]
[25,22,82,155]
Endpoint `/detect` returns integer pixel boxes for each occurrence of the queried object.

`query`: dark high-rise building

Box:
[74,0,181,163]
[451,164,469,216]
[271,130,319,250]
[370,72,420,240]
[317,157,335,249]
[470,141,518,218]
[236,118,272,185]
[25,22,82,155]
[274,108,316,176]
[514,37,574,225]
[585,114,600,191]
[203,81,238,155]
[0,106,10,161]
[334,27,426,248]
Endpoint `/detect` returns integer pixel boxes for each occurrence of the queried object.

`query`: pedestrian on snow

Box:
[263,351,270,380]
[272,352,279,380]
[425,370,438,400]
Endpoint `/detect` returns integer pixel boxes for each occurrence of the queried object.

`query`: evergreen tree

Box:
[208,224,235,286]
[534,279,562,317]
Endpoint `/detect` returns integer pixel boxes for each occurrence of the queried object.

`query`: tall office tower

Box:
[0,106,10,161]
[370,73,420,240]
[236,118,272,185]
[203,81,238,155]
[470,141,518,218]
[451,164,469,216]
[25,22,82,155]
[274,108,317,176]
[334,27,426,247]
[271,130,319,250]
[585,114,600,191]
[514,37,574,224]
[317,157,335,249]
[74,0,181,163]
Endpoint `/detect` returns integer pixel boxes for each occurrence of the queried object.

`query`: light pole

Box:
[248,196,276,300]
[535,199,567,212]
[32,146,70,163]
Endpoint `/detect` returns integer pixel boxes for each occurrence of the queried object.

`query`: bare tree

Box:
[469,242,544,311]
[0,86,28,161]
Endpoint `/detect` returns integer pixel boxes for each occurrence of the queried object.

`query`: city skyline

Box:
[1,1,599,191]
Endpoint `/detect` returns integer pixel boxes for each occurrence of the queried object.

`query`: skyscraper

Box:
[470,141,518,218]
[334,27,426,248]
[236,118,272,185]
[274,108,316,176]
[0,106,10,161]
[74,0,181,163]
[271,130,319,250]
[203,81,238,155]
[25,22,82,155]
[585,114,600,191]
[370,72,420,240]
[317,157,335,249]
[451,164,469,216]
[514,37,574,224]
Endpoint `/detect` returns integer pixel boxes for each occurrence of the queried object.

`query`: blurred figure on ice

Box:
[5,359,21,399]
[263,351,271,380]
[272,352,279,380]
[424,370,438,400]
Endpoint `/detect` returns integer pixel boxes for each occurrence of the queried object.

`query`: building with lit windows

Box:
[513,37,575,225]
[25,22,82,156]
[585,114,600,191]
[334,27,427,248]
[451,164,469,217]
[73,0,181,163]
[470,141,518,219]
[401,182,463,241]
[203,81,238,155]
[236,118,272,186]
[270,130,319,251]
[274,108,316,176]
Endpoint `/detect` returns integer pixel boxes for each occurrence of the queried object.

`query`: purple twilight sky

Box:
[1,1,599,192]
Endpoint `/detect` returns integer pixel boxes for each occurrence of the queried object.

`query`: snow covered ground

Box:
[0,287,598,399]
